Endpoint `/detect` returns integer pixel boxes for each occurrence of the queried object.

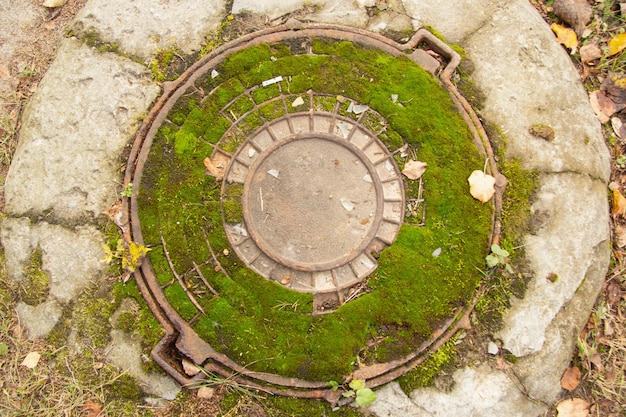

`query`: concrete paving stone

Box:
[0,217,106,305]
[16,299,63,340]
[0,217,37,283]
[4,37,159,222]
[71,0,227,61]
[370,366,546,417]
[498,173,609,357]
[513,238,609,404]
[402,0,507,44]
[106,329,181,400]
[463,0,611,181]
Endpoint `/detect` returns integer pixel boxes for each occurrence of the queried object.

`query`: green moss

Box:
[72,288,117,348]
[150,48,185,82]
[398,340,458,392]
[138,39,493,382]
[19,248,49,305]
[223,183,244,223]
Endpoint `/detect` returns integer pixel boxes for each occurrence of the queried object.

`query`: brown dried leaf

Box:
[556,398,590,417]
[561,365,581,391]
[197,386,215,399]
[182,358,201,376]
[402,160,427,180]
[203,157,224,181]
[468,170,496,203]
[614,224,626,248]
[603,73,626,108]
[553,0,592,34]
[612,117,626,139]
[589,90,616,123]
[82,400,103,417]
[607,281,623,304]
[580,43,602,64]
[589,352,603,372]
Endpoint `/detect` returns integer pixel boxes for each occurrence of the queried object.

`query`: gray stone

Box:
[498,174,610,357]
[0,217,36,283]
[36,222,105,304]
[402,0,506,44]
[370,366,546,417]
[16,299,63,339]
[463,0,611,181]
[72,0,227,61]
[106,329,181,400]
[4,38,159,222]
[512,238,609,404]
[0,218,106,305]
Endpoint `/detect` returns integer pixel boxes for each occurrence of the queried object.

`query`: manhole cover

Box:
[226,112,402,293]
[123,23,502,404]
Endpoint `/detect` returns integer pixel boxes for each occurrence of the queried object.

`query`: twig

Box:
[201,227,232,280]
[160,230,205,314]
[259,187,264,212]
[193,261,219,297]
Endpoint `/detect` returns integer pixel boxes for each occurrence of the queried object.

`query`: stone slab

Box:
[463,0,611,181]
[16,299,63,340]
[71,0,227,61]
[106,329,181,400]
[0,217,106,304]
[369,367,546,417]
[4,38,159,222]
[402,0,506,44]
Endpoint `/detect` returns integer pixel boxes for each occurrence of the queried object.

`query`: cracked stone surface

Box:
[369,366,546,417]
[4,38,159,222]
[71,0,227,61]
[0,0,612,411]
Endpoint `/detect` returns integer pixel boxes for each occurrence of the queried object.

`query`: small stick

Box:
[260,187,264,212]
[193,261,219,297]
[160,231,205,314]
[201,227,232,280]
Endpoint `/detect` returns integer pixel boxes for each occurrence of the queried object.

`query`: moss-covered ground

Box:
[137,39,493,382]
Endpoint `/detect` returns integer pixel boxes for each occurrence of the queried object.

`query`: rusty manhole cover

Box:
[123,23,502,404]
[226,112,402,293]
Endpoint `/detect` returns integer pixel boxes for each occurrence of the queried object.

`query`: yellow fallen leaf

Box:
[551,23,578,51]
[612,187,626,217]
[468,170,496,203]
[608,33,626,56]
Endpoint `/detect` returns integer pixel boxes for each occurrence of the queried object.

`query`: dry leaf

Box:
[561,365,581,391]
[203,157,224,181]
[556,398,590,417]
[589,90,616,123]
[615,224,626,248]
[197,386,215,399]
[553,0,592,34]
[495,357,512,370]
[468,170,496,203]
[551,23,579,52]
[579,43,602,64]
[402,160,427,180]
[588,352,603,371]
[182,358,201,376]
[608,33,626,56]
[612,187,626,217]
[21,351,41,369]
[612,117,626,138]
[82,400,103,417]
[607,281,623,304]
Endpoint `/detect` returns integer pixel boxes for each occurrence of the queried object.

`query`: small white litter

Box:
[363,174,373,183]
[211,69,219,79]
[267,169,279,178]
[340,198,355,211]
[262,76,283,87]
[292,96,305,107]
[432,247,442,257]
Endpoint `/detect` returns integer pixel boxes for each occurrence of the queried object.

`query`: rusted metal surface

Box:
[122,22,503,404]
